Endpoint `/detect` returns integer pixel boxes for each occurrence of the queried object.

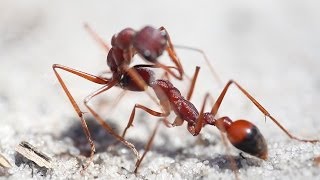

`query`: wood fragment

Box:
[0,153,12,168]
[15,141,52,169]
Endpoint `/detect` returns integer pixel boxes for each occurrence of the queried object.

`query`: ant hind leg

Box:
[210,80,319,143]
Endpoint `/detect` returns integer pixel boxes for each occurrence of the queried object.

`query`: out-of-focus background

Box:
[0,0,319,179]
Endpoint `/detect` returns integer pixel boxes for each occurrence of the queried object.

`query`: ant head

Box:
[226,120,268,160]
[112,28,136,50]
[133,26,167,62]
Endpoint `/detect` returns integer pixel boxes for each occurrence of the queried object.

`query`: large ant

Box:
[53,25,205,171]
[53,25,319,174]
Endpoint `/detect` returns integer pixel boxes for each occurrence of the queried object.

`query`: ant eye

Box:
[160,31,167,37]
[143,50,151,58]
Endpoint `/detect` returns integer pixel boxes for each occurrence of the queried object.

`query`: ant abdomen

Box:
[133,26,167,62]
[226,120,268,160]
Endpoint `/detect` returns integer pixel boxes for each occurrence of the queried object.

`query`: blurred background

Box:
[0,0,319,179]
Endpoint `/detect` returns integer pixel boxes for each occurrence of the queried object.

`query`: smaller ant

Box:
[84,24,221,82]
[83,24,221,115]
[84,24,183,80]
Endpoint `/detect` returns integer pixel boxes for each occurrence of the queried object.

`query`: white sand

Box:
[1,1,320,179]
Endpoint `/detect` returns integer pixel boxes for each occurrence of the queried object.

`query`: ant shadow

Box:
[207,154,261,171]
[60,116,262,171]
[140,128,262,171]
[60,117,122,157]
[60,116,153,158]
[151,143,261,171]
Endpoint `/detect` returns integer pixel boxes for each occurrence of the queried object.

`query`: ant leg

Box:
[52,64,110,170]
[210,80,319,143]
[121,104,169,139]
[84,23,110,53]
[186,66,200,101]
[120,103,169,171]
[134,120,162,173]
[189,91,218,135]
[53,64,109,85]
[174,45,223,85]
[83,84,141,163]
[189,93,212,135]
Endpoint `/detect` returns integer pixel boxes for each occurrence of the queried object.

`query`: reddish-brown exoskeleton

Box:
[84,24,183,81]
[118,66,319,173]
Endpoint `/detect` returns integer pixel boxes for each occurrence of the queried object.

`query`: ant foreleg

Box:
[210,80,319,143]
[83,84,141,164]
[52,64,110,171]
[53,64,109,85]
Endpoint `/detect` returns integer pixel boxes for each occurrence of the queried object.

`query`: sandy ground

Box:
[0,1,320,179]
